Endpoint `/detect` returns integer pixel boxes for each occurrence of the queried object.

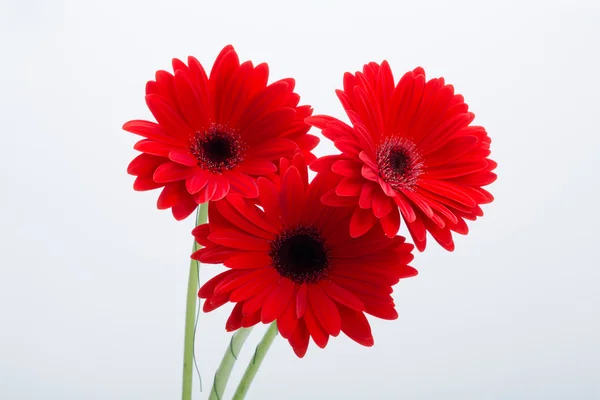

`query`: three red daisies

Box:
[124,45,496,357]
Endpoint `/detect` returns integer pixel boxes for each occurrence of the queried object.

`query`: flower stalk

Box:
[231,323,279,400]
[182,202,208,400]
[208,327,254,400]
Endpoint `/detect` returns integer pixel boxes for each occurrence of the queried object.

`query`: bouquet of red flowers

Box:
[123,45,496,399]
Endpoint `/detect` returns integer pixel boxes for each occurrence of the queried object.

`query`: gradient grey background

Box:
[1,0,599,398]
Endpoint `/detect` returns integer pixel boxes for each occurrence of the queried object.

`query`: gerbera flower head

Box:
[124,45,319,220]
[192,153,417,357]
[307,62,497,251]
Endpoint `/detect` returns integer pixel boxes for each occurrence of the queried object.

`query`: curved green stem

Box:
[231,323,279,400]
[208,327,254,400]
[182,202,208,400]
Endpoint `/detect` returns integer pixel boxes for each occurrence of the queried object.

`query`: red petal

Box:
[450,171,497,186]
[187,56,211,115]
[295,134,319,152]
[207,174,230,201]
[307,285,341,336]
[226,194,278,234]
[419,180,476,207]
[277,299,299,339]
[242,288,273,316]
[425,158,490,180]
[424,135,479,165]
[404,190,436,219]
[378,178,397,197]
[192,246,238,264]
[203,292,230,312]
[238,160,277,175]
[153,162,193,183]
[220,61,255,126]
[319,281,365,311]
[296,283,308,318]
[210,46,240,122]
[123,120,181,146]
[349,207,377,238]
[332,227,393,258]
[243,107,296,142]
[334,137,362,157]
[305,115,336,129]
[310,155,339,172]
[214,268,273,295]
[168,151,198,167]
[332,160,362,178]
[261,278,296,323]
[336,178,364,197]
[224,252,273,269]
[406,218,427,251]
[241,310,261,328]
[175,199,201,220]
[223,172,259,198]
[198,270,236,298]
[359,181,377,209]
[365,303,398,320]
[288,319,310,358]
[237,80,290,130]
[246,138,298,159]
[372,189,394,218]
[185,170,211,194]
[145,94,193,139]
[338,305,374,347]
[380,207,400,238]
[193,179,217,203]
[215,200,273,239]
[229,270,280,302]
[303,306,329,349]
[361,165,379,182]
[173,70,209,131]
[225,303,244,332]
[191,224,211,247]
[258,178,283,228]
[394,192,417,222]
[208,229,270,251]
[127,153,165,176]
[134,139,175,157]
[358,151,378,170]
[321,189,358,207]
[280,167,305,226]
[157,182,186,209]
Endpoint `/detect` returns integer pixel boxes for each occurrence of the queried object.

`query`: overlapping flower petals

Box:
[307,63,496,251]
[124,45,318,220]
[193,155,417,357]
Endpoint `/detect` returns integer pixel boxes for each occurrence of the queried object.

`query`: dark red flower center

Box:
[269,226,330,284]
[189,125,245,173]
[377,136,423,190]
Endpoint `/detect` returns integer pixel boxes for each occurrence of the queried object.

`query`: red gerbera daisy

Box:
[192,154,417,357]
[124,45,319,220]
[307,63,497,251]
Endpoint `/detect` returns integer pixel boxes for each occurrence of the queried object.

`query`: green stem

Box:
[231,323,279,400]
[182,202,208,400]
[208,327,254,400]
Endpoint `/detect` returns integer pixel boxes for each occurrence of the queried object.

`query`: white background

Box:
[1,0,599,398]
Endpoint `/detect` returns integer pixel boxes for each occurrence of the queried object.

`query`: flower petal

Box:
[349,207,377,238]
[307,285,341,337]
[208,229,270,251]
[261,278,295,323]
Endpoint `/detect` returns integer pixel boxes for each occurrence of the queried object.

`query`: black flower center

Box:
[390,150,409,176]
[202,136,232,164]
[189,125,245,173]
[270,226,330,284]
[377,136,423,190]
